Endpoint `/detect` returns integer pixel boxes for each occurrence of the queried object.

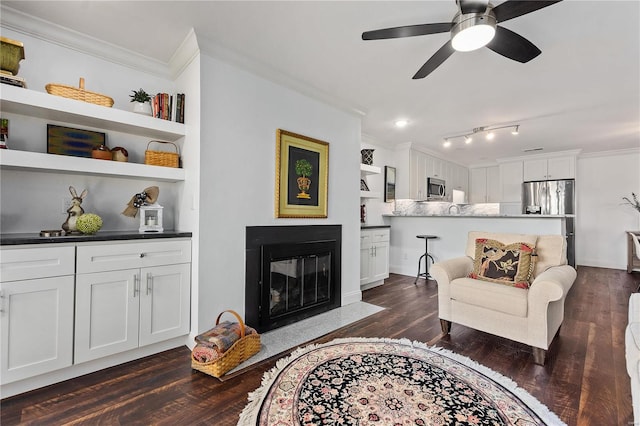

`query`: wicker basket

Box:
[45,78,114,107]
[145,140,180,168]
[191,310,261,378]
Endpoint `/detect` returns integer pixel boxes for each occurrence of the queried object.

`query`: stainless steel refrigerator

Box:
[522,179,575,267]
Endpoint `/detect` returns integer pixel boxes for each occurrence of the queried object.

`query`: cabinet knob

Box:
[139,253,145,258]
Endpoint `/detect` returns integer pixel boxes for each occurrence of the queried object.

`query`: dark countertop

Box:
[361,225,391,229]
[0,230,192,246]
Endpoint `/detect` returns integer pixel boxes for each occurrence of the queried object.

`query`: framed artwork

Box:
[47,124,105,158]
[275,129,329,218]
[384,166,396,202]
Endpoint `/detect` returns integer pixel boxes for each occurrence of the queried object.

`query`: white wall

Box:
[197,53,362,332]
[576,149,640,269]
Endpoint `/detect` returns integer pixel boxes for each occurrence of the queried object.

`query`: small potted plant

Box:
[130,88,152,115]
[623,193,640,214]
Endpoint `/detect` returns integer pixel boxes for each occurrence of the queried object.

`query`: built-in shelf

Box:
[360,190,381,198]
[0,149,185,182]
[360,164,381,198]
[0,85,185,142]
[0,85,187,182]
[360,164,381,175]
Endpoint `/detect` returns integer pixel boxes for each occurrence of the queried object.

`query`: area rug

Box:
[238,337,565,425]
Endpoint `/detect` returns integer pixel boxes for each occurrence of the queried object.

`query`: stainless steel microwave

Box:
[427,177,446,199]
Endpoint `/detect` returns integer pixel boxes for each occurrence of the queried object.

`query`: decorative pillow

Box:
[469,238,536,289]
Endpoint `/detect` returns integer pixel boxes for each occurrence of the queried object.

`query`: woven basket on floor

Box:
[45,77,114,107]
[145,140,180,168]
[191,310,261,378]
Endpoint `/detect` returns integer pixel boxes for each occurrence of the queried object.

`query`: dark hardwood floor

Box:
[1,266,635,425]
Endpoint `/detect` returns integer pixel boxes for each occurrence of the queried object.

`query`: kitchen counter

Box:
[384,214,569,277]
[0,230,192,246]
[383,214,573,218]
[361,225,391,229]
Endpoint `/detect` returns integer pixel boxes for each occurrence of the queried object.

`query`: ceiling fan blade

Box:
[486,26,541,63]
[458,0,489,15]
[492,0,563,23]
[412,41,455,79]
[362,23,452,40]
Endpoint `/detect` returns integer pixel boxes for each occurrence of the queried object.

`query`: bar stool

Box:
[415,234,438,284]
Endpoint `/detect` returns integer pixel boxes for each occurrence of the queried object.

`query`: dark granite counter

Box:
[0,230,192,246]
[361,225,391,229]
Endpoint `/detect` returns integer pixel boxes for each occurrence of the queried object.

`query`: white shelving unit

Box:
[0,85,186,182]
[360,163,381,198]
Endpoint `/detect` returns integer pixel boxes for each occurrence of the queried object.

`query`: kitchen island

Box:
[382,214,570,277]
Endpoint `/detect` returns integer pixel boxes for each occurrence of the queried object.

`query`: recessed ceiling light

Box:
[464,135,472,144]
[486,131,495,140]
[394,119,409,128]
[443,138,451,148]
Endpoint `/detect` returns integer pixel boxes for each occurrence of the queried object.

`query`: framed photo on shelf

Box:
[360,179,370,191]
[384,166,396,202]
[275,129,329,218]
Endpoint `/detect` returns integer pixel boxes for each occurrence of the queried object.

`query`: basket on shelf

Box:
[191,310,261,378]
[45,77,114,107]
[144,140,180,168]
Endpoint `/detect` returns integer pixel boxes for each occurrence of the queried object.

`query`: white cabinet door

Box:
[486,166,501,202]
[500,161,523,202]
[371,242,390,281]
[523,159,548,181]
[0,276,74,384]
[469,167,487,203]
[547,157,575,180]
[139,263,191,346]
[75,269,140,363]
[360,245,373,285]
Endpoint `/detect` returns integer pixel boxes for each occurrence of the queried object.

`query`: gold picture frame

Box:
[275,129,329,218]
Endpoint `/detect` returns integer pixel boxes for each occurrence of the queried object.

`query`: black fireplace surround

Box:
[245,225,341,333]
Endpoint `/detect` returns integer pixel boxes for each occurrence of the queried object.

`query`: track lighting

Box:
[442,124,520,147]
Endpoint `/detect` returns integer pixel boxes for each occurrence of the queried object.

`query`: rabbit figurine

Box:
[62,186,88,235]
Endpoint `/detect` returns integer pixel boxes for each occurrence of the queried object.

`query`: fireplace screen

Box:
[269,253,331,319]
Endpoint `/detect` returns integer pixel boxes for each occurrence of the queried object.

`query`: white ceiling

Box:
[3,0,639,166]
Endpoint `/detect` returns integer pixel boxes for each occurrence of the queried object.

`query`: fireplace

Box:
[246,225,341,333]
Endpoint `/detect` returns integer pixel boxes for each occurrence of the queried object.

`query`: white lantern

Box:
[139,203,164,233]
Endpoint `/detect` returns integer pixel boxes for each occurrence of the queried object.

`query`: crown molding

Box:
[195,31,365,119]
[577,147,640,159]
[168,28,200,80]
[495,149,582,163]
[1,6,171,80]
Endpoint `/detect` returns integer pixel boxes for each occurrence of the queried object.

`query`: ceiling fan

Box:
[362,0,563,79]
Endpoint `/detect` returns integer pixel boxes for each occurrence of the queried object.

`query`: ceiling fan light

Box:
[451,12,496,52]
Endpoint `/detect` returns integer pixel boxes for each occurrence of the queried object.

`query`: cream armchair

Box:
[431,231,577,365]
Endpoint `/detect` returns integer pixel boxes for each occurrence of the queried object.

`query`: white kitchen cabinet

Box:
[360,228,390,289]
[523,156,575,181]
[469,166,499,203]
[499,161,523,202]
[0,246,75,384]
[75,240,191,363]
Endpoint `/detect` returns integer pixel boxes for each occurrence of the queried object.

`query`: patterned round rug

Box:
[238,337,565,425]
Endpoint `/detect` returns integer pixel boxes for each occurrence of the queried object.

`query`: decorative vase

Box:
[361,149,374,165]
[132,101,152,116]
[297,176,311,199]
